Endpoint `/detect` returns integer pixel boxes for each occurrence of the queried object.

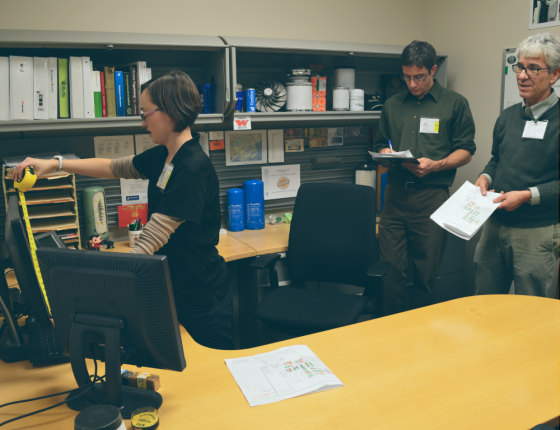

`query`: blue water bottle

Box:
[227,188,245,232]
[243,179,264,230]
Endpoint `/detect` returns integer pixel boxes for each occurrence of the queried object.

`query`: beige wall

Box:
[1,0,555,290]
[0,0,424,46]
[423,0,556,290]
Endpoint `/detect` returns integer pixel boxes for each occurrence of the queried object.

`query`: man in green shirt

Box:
[373,40,476,316]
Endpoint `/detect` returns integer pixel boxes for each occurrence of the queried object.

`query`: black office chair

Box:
[252,182,390,336]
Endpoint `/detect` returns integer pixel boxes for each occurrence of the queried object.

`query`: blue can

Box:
[243,179,264,230]
[245,88,256,112]
[227,188,245,232]
[198,84,216,114]
[235,90,244,112]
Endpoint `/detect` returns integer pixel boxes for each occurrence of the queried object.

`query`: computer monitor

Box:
[36,247,186,418]
[5,194,52,327]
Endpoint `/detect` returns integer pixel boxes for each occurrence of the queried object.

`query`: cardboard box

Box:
[311,76,326,112]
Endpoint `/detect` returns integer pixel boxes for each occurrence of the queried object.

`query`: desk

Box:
[0,295,558,429]
[105,233,257,262]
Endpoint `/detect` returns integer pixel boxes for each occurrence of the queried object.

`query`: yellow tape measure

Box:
[16,168,52,315]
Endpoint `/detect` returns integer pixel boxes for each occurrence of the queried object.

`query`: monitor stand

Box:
[0,255,29,363]
[65,313,162,419]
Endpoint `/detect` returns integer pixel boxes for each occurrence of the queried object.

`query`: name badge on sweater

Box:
[156,163,174,191]
[522,120,548,139]
[419,117,439,134]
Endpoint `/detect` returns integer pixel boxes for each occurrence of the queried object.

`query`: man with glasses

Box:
[474,33,559,298]
[373,40,476,316]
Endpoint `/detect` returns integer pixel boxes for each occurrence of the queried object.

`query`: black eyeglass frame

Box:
[512,64,551,76]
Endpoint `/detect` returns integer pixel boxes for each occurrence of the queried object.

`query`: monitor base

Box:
[0,331,28,363]
[66,384,162,419]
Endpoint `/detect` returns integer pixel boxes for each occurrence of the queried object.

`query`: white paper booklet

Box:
[225,345,343,407]
[430,180,502,240]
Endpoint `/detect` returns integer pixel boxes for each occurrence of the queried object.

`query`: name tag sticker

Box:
[156,163,174,191]
[419,117,439,134]
[522,120,548,139]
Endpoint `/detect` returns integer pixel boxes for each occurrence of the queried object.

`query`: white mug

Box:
[128,230,142,247]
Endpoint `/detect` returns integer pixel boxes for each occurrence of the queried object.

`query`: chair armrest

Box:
[366,261,391,277]
[250,253,282,270]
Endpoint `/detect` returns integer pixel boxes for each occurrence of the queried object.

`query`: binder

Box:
[92,71,102,118]
[81,57,94,118]
[100,71,107,117]
[33,57,50,120]
[104,66,116,118]
[0,57,8,121]
[9,56,33,120]
[115,71,125,117]
[57,58,69,118]
[69,57,84,118]
[130,65,138,116]
[48,57,58,119]
[123,71,133,116]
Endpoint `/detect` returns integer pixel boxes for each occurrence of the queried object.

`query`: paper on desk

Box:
[430,180,502,240]
[225,345,343,407]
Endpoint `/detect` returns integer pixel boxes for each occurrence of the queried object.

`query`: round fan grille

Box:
[255,80,287,112]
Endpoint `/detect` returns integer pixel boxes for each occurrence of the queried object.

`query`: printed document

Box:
[262,164,300,200]
[430,180,502,240]
[225,345,343,407]
[94,135,135,159]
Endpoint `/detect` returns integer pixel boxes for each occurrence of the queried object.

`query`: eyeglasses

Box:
[140,108,160,120]
[401,73,430,83]
[512,64,550,76]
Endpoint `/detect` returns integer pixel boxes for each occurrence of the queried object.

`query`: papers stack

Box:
[368,150,419,164]
[430,180,502,240]
[226,345,343,407]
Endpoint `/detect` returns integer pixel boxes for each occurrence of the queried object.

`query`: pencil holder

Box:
[128,230,142,247]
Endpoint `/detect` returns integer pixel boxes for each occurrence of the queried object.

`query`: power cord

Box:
[0,351,107,427]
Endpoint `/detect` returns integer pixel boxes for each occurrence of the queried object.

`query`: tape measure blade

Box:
[19,191,52,316]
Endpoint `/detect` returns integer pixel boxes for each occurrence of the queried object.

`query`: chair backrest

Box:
[287,182,377,288]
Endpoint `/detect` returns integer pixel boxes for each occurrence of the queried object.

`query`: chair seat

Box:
[257,287,369,333]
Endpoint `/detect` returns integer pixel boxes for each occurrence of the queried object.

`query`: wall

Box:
[2,0,555,292]
[423,0,555,292]
[0,0,424,46]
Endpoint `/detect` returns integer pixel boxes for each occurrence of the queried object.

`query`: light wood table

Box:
[104,233,256,262]
[0,295,558,429]
[228,223,291,255]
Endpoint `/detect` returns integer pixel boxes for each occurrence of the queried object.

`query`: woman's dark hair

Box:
[141,70,202,132]
[401,40,437,72]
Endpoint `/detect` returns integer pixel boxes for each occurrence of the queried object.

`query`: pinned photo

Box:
[285,139,304,152]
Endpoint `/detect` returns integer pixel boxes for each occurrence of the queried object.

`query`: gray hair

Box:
[516,33,560,70]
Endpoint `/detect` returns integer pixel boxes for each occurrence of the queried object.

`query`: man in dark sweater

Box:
[474,33,559,297]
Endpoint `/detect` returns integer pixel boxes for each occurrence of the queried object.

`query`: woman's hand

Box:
[12,157,58,181]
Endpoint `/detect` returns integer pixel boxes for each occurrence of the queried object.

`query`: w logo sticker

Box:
[233,117,251,130]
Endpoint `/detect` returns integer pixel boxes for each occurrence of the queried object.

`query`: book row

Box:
[0,56,151,121]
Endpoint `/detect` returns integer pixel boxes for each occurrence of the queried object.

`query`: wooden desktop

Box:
[0,295,558,429]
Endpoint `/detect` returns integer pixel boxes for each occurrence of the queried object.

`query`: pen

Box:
[388,140,394,152]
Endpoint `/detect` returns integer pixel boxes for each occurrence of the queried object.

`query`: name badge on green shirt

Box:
[522,120,548,140]
[420,117,439,134]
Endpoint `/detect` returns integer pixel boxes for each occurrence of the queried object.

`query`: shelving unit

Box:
[0,30,232,138]
[222,36,448,125]
[2,167,82,248]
